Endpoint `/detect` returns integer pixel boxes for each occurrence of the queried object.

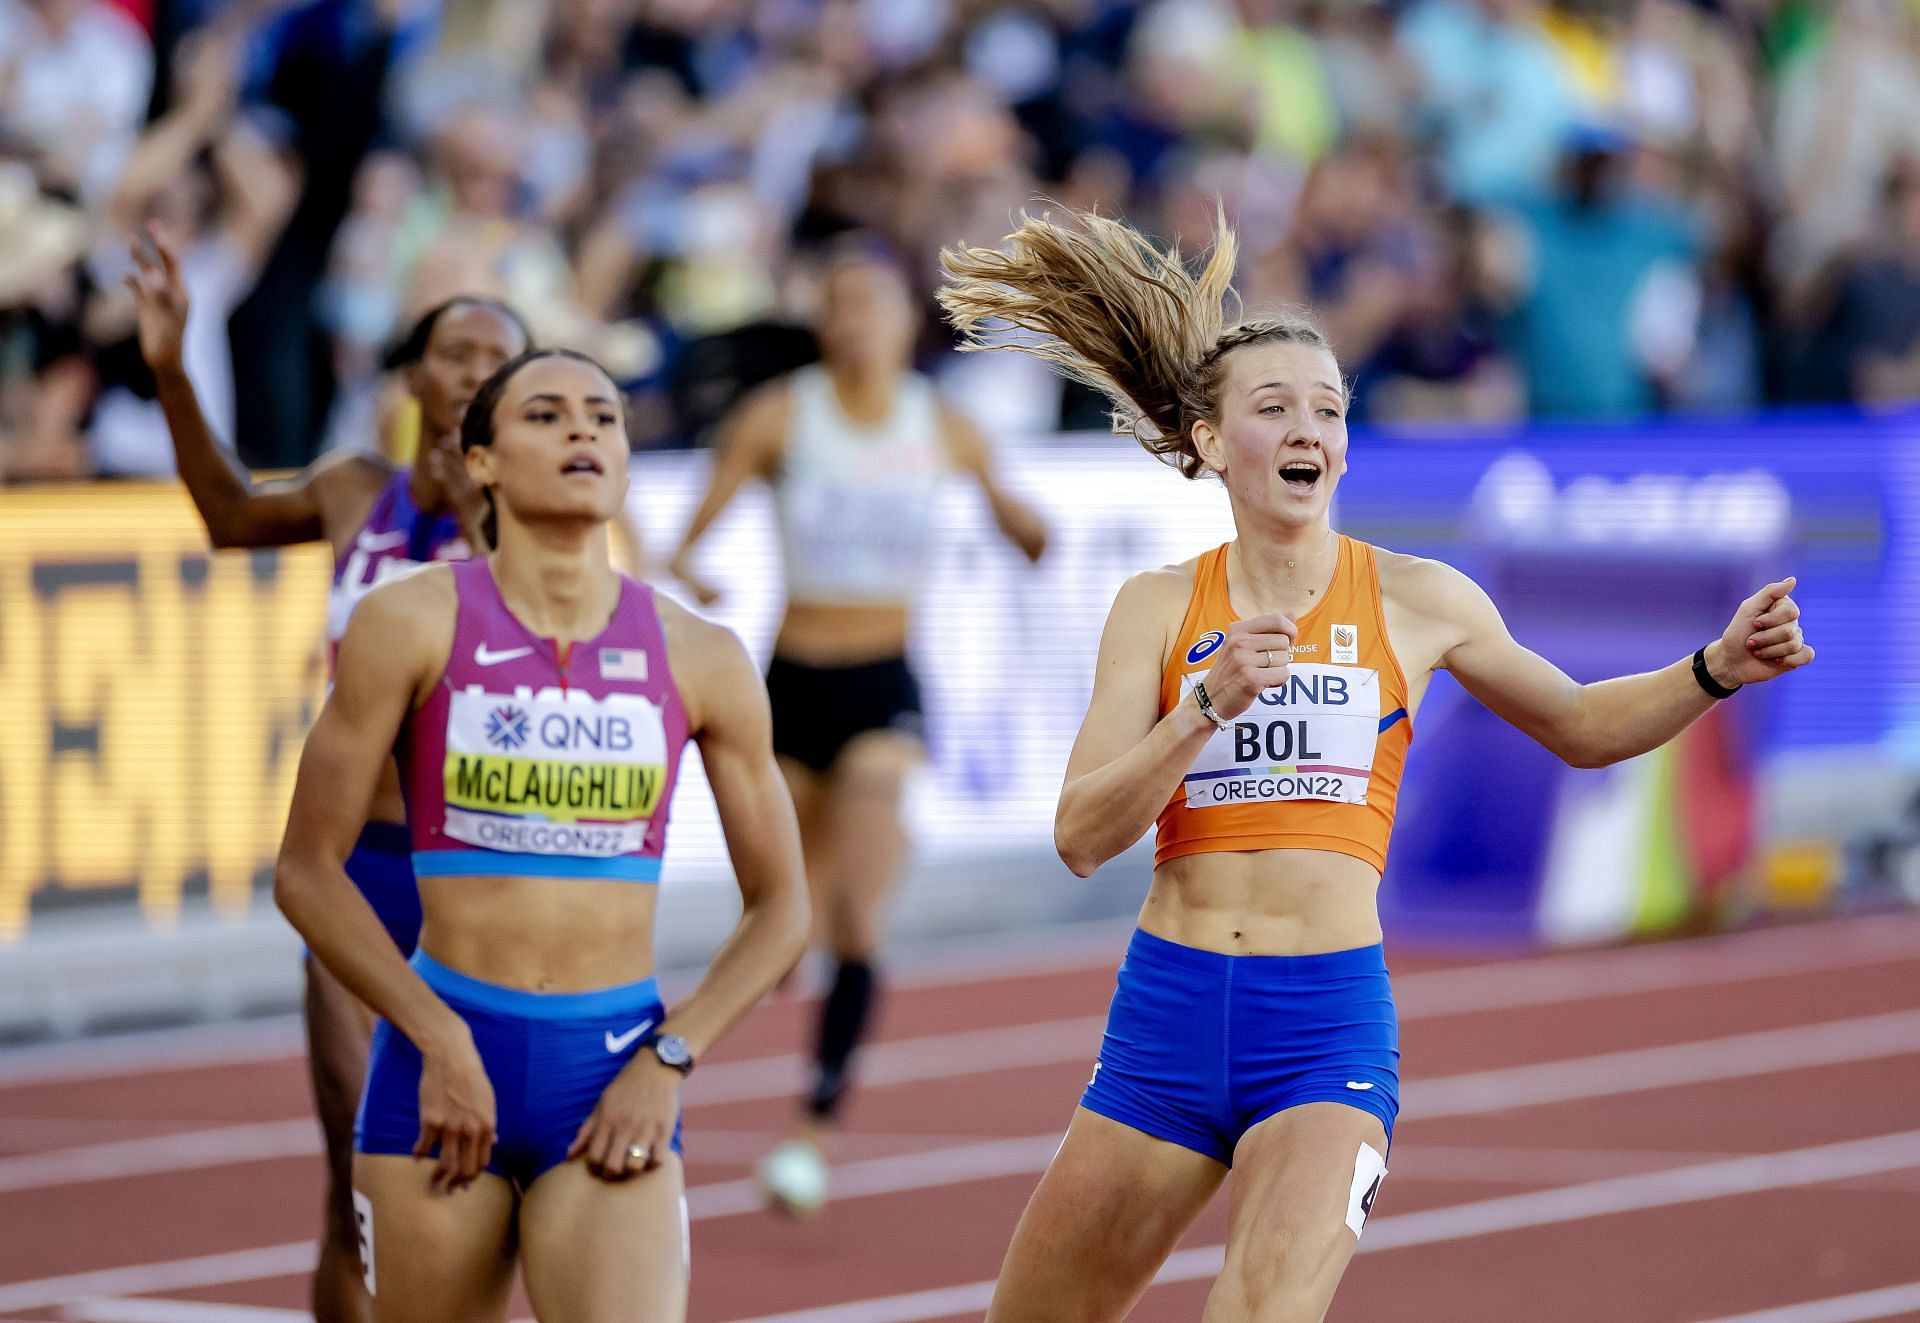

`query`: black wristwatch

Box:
[1691,646,1741,700]
[651,1033,696,1076]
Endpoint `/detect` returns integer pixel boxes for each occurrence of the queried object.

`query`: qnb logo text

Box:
[1257,674,1351,708]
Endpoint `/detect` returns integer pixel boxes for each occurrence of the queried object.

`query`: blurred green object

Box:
[1762,0,1831,73]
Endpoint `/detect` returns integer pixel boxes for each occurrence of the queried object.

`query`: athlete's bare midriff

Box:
[416,874,661,992]
[1140,847,1384,955]
[775,600,913,664]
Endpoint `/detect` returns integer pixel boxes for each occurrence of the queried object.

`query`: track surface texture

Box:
[3,910,1919,1322]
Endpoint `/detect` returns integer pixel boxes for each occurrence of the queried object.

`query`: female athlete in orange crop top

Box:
[940,210,1815,1323]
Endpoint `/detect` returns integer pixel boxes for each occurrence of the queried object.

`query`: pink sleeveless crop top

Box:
[401,558,690,883]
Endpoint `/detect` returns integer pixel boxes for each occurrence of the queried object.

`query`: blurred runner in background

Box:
[669,237,1048,1214]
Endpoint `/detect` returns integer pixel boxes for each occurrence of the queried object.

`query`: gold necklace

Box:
[1285,527,1337,597]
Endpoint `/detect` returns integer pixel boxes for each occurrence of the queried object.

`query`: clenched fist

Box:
[1707,577,1814,689]
[1199,612,1298,720]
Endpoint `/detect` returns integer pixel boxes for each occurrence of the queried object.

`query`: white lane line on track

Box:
[9,1004,1920,1198]
[0,1121,318,1194]
[58,1303,538,1323]
[3,1003,1917,1311]
[11,1127,1920,1317]
[62,1300,308,1321]
[724,1129,1920,1323]
[686,918,1920,1107]
[687,1006,1920,1223]
[688,1135,1067,1219]
[0,918,1133,1092]
[6,910,1919,1091]
[1406,1008,1920,1118]
[58,1304,537,1323]
[1690,1282,1920,1323]
[0,1248,318,1316]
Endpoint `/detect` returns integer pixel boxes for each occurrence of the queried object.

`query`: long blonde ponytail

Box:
[938,209,1337,479]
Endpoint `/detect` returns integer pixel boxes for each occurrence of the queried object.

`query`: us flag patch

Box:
[600,648,648,681]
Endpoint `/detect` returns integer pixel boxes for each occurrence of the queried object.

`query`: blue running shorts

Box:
[344,822,422,956]
[1080,928,1399,1166]
[356,950,682,1187]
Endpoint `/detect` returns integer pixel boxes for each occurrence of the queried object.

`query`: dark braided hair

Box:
[381,296,532,372]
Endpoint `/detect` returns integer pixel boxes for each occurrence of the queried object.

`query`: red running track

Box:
[3,910,1920,1322]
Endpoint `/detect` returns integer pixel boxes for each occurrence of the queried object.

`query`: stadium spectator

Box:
[0,0,153,206]
[1819,158,1920,410]
[87,24,297,475]
[1489,125,1701,418]
[4,0,1920,485]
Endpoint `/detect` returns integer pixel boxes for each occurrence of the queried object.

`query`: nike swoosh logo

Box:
[474,644,534,667]
[605,1020,654,1054]
[356,531,408,552]
[1345,1081,1375,1091]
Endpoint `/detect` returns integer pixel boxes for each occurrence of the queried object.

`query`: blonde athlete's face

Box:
[468,356,631,531]
[1194,341,1349,528]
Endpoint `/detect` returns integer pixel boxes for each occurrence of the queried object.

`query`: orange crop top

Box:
[1154,537,1412,873]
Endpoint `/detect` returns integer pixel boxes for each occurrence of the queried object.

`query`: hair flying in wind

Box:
[937,209,1337,479]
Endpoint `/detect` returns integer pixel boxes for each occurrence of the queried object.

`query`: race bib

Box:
[1181,664,1380,809]
[441,686,668,856]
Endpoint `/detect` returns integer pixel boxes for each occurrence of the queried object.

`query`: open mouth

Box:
[561,455,605,477]
[1279,461,1321,493]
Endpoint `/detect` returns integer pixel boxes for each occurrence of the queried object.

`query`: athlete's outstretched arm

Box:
[128,225,367,548]
[1411,559,1813,768]
[274,570,496,1191]
[666,382,788,604]
[1053,571,1296,877]
[939,405,1048,562]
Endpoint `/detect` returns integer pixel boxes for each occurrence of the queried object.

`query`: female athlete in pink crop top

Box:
[129,224,528,1323]
[275,348,809,1323]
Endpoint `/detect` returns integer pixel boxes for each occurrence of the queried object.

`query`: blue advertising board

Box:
[1332,410,1911,943]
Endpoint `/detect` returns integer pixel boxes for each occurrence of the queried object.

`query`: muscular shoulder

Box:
[308,449,396,533]
[1104,560,1198,662]
[1375,548,1481,615]
[655,589,737,662]
[1119,560,1198,618]
[352,560,458,637]
[725,379,794,458]
[1374,547,1500,671]
[308,448,393,496]
[655,591,756,731]
[334,563,458,701]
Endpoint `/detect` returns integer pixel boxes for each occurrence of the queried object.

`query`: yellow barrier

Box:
[0,485,331,941]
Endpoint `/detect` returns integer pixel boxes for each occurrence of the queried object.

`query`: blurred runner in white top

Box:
[669,234,1048,1215]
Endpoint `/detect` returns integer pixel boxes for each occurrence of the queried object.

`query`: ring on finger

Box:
[1261,649,1274,668]
[626,1143,650,1162]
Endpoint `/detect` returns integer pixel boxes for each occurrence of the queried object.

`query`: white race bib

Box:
[441,686,669,855]
[1181,664,1381,809]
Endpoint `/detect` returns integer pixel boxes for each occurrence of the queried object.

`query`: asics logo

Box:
[474,644,534,667]
[605,1020,654,1054]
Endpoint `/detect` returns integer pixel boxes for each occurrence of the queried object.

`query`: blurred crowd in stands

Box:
[3,0,1920,483]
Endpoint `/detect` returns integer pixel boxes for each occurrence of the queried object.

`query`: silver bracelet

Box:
[1192,680,1231,730]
